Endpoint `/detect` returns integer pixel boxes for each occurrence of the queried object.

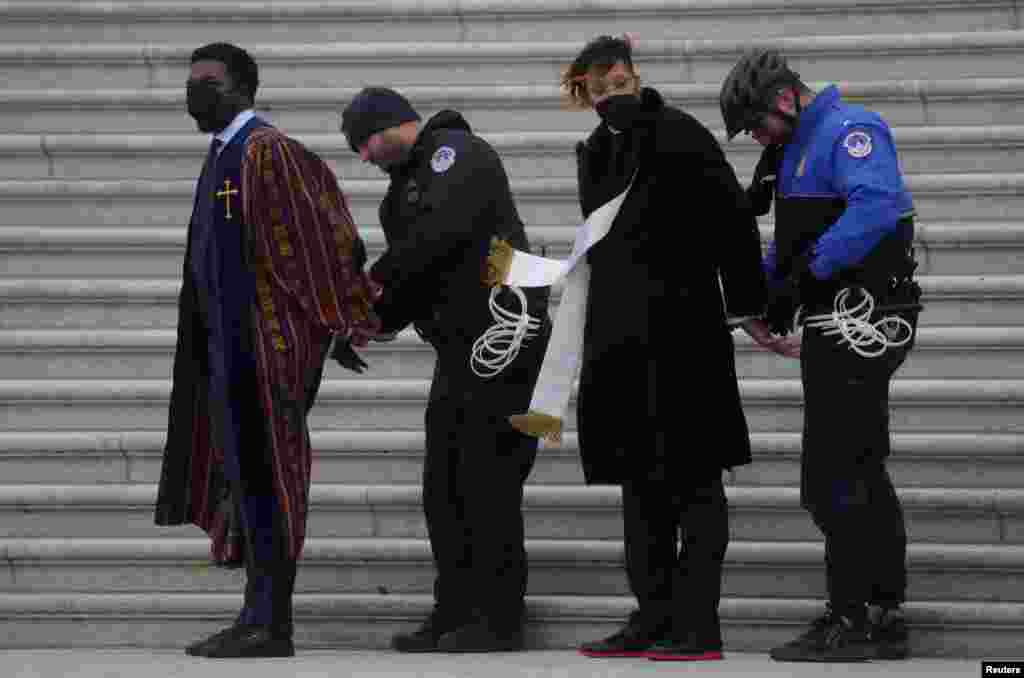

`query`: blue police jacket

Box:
[764,85,915,282]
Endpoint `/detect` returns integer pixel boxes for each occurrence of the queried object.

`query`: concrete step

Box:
[2,78,1023,134]
[4,124,1023,182]
[1,484,1021,545]
[0,275,1020,329]
[0,591,1019,656]
[1,430,1021,490]
[0,0,1015,45]
[2,220,1022,279]
[0,376,1021,432]
[0,651,989,677]
[5,32,1024,91]
[2,537,1022,604]
[1,325,1023,381]
[0,173,1021,231]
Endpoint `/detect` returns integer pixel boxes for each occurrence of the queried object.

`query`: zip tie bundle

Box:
[470,285,542,378]
[801,286,914,358]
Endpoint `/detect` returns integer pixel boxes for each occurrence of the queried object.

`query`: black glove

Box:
[764,278,800,336]
[747,144,782,216]
[330,337,368,374]
[764,250,813,336]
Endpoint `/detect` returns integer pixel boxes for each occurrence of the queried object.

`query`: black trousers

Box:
[423,394,539,630]
[621,471,729,647]
[799,312,915,615]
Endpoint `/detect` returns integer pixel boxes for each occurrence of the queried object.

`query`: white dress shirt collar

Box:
[214,109,257,153]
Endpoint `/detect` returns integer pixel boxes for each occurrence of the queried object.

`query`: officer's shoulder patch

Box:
[842,130,873,159]
[430,145,457,173]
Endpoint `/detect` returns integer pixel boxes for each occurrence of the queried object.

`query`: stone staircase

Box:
[0,0,1022,658]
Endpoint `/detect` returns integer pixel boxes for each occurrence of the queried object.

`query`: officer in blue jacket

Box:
[720,49,922,662]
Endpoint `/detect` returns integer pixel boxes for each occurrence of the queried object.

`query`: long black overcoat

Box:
[575,87,766,485]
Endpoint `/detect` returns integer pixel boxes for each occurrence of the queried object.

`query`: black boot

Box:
[868,605,909,659]
[578,611,668,658]
[392,608,468,653]
[436,619,525,653]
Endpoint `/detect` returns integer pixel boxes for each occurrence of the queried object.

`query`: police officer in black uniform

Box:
[720,50,923,662]
[340,88,551,653]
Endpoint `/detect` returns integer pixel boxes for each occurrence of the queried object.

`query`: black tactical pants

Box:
[621,471,730,647]
[422,392,539,631]
[799,308,916,616]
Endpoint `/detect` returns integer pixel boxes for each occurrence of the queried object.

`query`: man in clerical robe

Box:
[154,42,380,659]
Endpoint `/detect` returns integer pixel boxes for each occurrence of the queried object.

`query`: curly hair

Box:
[560,35,638,109]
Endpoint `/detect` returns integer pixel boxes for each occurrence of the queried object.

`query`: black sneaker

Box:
[644,638,724,662]
[392,610,466,653]
[578,611,667,658]
[868,605,909,659]
[770,607,875,662]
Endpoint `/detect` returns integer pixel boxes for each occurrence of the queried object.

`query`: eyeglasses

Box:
[574,73,637,100]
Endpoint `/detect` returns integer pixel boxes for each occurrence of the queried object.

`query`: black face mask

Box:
[595,94,644,131]
[187,81,242,133]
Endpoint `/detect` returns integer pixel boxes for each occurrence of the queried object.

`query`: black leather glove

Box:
[747,144,782,216]
[330,337,368,374]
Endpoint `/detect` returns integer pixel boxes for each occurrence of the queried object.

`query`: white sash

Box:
[484,175,636,444]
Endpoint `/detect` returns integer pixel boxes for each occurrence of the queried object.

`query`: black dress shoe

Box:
[392,610,467,653]
[436,621,525,653]
[185,624,246,657]
[578,611,667,658]
[200,624,295,658]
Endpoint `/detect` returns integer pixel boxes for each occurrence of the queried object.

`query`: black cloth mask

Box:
[595,94,645,131]
[187,81,242,133]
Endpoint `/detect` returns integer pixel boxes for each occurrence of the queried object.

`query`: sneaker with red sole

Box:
[645,639,724,661]
[578,611,667,658]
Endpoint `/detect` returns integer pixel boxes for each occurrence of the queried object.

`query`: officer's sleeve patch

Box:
[430,146,457,173]
[842,130,873,158]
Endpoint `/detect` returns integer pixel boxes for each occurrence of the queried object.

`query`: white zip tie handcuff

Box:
[470,285,542,378]
[798,286,916,358]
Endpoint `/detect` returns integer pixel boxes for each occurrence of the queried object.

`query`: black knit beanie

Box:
[341,87,421,152]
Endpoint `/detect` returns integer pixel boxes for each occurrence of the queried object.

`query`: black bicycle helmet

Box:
[720,49,801,140]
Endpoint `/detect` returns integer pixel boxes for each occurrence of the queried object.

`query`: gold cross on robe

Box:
[215,178,240,220]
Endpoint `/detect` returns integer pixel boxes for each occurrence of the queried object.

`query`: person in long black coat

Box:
[562,35,778,661]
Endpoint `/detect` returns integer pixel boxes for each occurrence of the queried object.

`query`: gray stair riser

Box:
[5,557,1019,604]
[10,140,1024,185]
[0,303,178,330]
[7,45,1024,102]
[4,233,1023,279]
[1,286,1022,328]
[0,251,183,280]
[2,396,1020,433]
[3,84,1023,134]
[2,186,1022,229]
[0,2,1013,45]
[735,456,1024,490]
[2,336,1022,379]
[3,439,1023,489]
[1,502,1017,545]
[918,247,1024,276]
[7,125,1022,182]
